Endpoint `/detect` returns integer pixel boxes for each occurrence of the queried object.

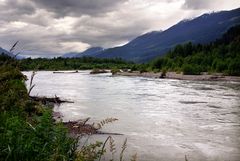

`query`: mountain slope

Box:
[0,47,14,57]
[62,47,104,58]
[150,25,240,75]
[62,52,79,58]
[96,8,240,63]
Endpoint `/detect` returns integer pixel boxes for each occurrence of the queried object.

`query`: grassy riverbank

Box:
[0,58,79,160]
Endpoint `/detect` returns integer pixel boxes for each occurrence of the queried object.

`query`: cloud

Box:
[183,0,240,10]
[30,0,128,17]
[183,0,212,9]
[0,0,239,57]
[0,0,35,21]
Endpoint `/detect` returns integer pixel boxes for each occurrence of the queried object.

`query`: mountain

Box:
[62,47,104,58]
[95,8,240,63]
[0,47,25,59]
[62,52,79,58]
[0,47,14,57]
[76,47,104,57]
[150,25,240,75]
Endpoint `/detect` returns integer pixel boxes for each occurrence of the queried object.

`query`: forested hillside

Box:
[150,25,240,75]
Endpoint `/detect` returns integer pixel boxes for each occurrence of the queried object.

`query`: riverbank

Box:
[114,71,240,82]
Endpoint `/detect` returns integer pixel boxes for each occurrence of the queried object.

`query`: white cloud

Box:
[60,42,90,52]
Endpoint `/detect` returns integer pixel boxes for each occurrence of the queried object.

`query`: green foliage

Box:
[76,142,103,161]
[18,57,135,71]
[182,64,202,75]
[160,68,167,78]
[0,62,77,161]
[227,58,240,76]
[138,64,148,73]
[111,68,120,75]
[149,25,240,76]
[0,111,77,161]
[0,65,28,112]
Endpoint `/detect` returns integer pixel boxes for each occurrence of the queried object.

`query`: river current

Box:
[23,71,240,161]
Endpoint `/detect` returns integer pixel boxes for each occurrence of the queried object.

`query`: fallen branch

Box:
[53,71,79,74]
[63,118,122,136]
[30,95,74,104]
[90,69,108,74]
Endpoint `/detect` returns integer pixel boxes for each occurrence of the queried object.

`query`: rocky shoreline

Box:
[114,71,240,82]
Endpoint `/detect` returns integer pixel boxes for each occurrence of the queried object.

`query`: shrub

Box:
[227,59,240,76]
[182,64,202,75]
[160,68,167,78]
[111,68,120,75]
[0,64,77,161]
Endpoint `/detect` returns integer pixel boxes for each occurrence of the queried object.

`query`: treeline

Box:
[149,25,240,75]
[18,56,135,71]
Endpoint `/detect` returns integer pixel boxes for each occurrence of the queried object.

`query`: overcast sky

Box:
[0,0,239,57]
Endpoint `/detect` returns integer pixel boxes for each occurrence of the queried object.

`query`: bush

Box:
[182,64,202,75]
[111,68,120,75]
[227,59,240,76]
[0,111,77,161]
[0,63,77,161]
[160,68,167,78]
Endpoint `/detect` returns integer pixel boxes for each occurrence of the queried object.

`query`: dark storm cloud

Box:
[0,0,127,23]
[68,14,151,47]
[0,0,35,21]
[31,0,128,17]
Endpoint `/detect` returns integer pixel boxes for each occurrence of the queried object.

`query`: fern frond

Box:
[120,138,127,161]
[109,136,116,160]
[95,118,118,129]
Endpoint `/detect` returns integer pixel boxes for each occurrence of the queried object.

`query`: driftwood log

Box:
[30,95,74,104]
[53,71,79,74]
[90,69,108,74]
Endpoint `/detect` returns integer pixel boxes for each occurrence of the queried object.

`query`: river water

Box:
[23,71,240,161]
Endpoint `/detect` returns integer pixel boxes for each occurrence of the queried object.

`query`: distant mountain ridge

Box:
[62,47,104,58]
[0,47,25,59]
[91,8,240,62]
[0,47,14,57]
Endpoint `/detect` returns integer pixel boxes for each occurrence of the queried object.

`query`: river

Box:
[23,71,240,161]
